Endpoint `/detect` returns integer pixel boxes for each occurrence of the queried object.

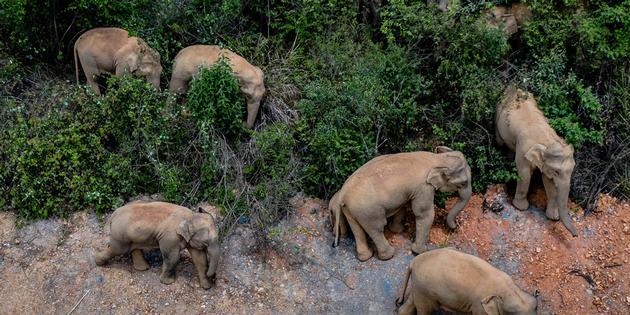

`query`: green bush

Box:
[186,59,245,138]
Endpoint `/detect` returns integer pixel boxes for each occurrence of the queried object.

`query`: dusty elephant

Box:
[485,2,532,37]
[95,201,220,289]
[495,88,578,237]
[330,147,472,261]
[74,27,162,95]
[169,45,266,128]
[397,248,538,315]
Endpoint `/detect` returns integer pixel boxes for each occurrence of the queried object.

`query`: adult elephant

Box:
[495,87,578,237]
[330,147,472,261]
[74,27,162,95]
[169,45,266,129]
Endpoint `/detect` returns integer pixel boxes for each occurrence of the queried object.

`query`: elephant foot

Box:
[160,272,177,285]
[545,207,560,221]
[377,245,396,261]
[512,197,529,211]
[95,251,108,266]
[356,248,374,262]
[388,222,405,234]
[410,242,427,255]
[199,277,212,290]
[133,260,150,271]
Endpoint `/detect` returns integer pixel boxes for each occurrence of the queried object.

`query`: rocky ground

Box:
[0,184,628,314]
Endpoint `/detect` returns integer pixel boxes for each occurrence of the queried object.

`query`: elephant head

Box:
[427,146,473,229]
[481,287,537,315]
[524,141,577,236]
[120,39,162,90]
[177,213,220,279]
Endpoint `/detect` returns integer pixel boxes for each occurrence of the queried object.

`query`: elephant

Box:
[168,45,266,129]
[485,2,532,37]
[495,88,578,237]
[74,27,162,95]
[397,248,538,315]
[330,147,472,261]
[95,201,220,289]
[328,191,348,240]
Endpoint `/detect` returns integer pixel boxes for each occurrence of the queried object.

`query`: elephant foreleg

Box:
[513,159,533,210]
[344,209,373,261]
[189,248,211,289]
[131,249,149,271]
[542,175,560,220]
[410,196,435,254]
[159,242,181,285]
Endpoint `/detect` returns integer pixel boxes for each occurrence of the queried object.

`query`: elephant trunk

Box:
[557,184,578,237]
[446,181,472,229]
[206,241,220,279]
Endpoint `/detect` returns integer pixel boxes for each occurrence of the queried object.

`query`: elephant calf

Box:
[330,147,472,261]
[397,248,537,315]
[169,45,266,128]
[496,87,577,237]
[95,201,220,289]
[74,27,162,95]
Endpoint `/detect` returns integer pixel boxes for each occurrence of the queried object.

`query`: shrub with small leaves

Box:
[186,59,245,138]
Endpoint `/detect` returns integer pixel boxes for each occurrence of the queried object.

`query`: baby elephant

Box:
[95,201,220,289]
[397,248,537,315]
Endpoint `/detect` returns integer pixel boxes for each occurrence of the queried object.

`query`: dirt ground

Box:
[0,184,628,314]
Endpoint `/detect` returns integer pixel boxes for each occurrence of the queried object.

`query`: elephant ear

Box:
[481,295,504,315]
[427,167,449,189]
[176,220,194,243]
[524,144,546,169]
[435,146,453,153]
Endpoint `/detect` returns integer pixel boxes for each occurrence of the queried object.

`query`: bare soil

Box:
[0,185,628,314]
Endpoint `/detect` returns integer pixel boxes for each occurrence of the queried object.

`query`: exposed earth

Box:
[0,184,628,314]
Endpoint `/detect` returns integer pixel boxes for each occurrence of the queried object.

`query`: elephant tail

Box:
[331,200,342,248]
[396,264,412,307]
[74,40,80,85]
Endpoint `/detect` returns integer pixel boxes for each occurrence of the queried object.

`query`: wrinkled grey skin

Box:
[397,248,538,315]
[95,201,220,289]
[74,27,162,95]
[331,146,472,261]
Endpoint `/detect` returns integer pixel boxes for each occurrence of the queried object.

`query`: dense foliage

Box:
[1,0,628,230]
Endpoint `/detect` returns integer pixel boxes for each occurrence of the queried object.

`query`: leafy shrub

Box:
[186,60,245,138]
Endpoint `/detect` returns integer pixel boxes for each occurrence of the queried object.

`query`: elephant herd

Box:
[74,27,265,128]
[87,26,577,315]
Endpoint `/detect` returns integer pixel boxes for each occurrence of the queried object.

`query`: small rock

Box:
[165,302,169,306]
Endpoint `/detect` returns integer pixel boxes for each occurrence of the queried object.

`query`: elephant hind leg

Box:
[357,208,395,260]
[131,249,150,271]
[95,239,130,266]
[412,293,438,315]
[343,209,373,261]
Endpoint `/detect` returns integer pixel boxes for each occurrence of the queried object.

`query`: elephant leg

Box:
[168,76,188,93]
[95,239,129,266]
[412,293,437,315]
[131,249,150,271]
[343,209,373,261]
[189,248,211,289]
[360,210,395,260]
[388,209,406,234]
[513,160,533,210]
[159,242,181,285]
[410,197,435,254]
[78,56,102,95]
[542,175,560,220]
[397,294,416,315]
